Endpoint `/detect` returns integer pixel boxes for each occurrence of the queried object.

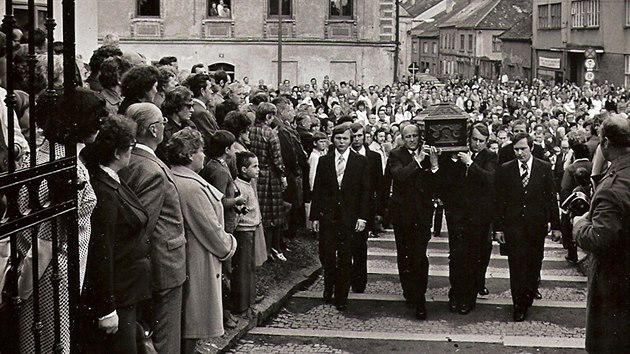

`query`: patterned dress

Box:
[17,141,96,353]
[248,122,286,229]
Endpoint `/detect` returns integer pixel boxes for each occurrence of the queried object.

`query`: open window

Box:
[138,0,160,17]
[330,0,353,18]
[207,0,232,18]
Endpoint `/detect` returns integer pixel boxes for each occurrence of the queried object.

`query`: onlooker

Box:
[18,88,103,353]
[86,45,123,92]
[79,114,151,353]
[119,103,187,354]
[187,73,220,151]
[232,151,263,313]
[167,128,237,354]
[98,56,133,115]
[156,86,196,164]
[118,65,160,114]
[574,115,630,354]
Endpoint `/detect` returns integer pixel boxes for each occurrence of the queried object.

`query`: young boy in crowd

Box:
[306,131,329,229]
[232,151,262,313]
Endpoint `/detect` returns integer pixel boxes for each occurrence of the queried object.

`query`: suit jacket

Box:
[190,100,219,152]
[560,159,593,202]
[552,151,567,191]
[364,148,386,217]
[438,148,498,225]
[83,168,151,318]
[310,150,370,231]
[387,146,437,228]
[495,157,560,235]
[119,147,187,290]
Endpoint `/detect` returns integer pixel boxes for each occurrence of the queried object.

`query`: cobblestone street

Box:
[226,228,588,353]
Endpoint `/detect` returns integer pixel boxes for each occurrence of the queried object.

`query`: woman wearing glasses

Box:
[156,86,196,164]
[79,115,152,353]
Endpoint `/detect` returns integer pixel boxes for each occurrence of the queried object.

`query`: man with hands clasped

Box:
[388,124,439,320]
[310,123,370,312]
[494,132,561,322]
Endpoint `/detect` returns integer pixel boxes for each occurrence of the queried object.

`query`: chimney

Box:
[445,0,455,13]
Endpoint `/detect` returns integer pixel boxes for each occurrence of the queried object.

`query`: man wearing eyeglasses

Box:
[437,123,498,315]
[119,103,187,354]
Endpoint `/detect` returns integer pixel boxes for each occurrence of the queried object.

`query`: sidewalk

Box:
[196,234,322,354]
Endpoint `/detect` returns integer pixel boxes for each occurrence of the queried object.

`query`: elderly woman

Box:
[15,88,103,353]
[166,128,237,354]
[156,86,196,163]
[118,64,160,114]
[249,102,287,261]
[79,114,151,354]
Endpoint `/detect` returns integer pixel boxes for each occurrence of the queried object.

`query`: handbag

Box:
[135,320,158,354]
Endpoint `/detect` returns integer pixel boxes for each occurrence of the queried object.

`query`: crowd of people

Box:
[1,25,630,353]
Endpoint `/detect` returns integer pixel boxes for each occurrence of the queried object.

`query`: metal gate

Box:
[1,0,78,353]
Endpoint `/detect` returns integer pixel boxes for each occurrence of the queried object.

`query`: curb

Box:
[217,264,322,353]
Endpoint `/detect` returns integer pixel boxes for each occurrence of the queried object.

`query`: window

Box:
[626,0,630,26]
[626,55,630,88]
[538,4,549,28]
[492,36,501,52]
[138,0,160,17]
[550,3,561,28]
[571,0,599,28]
[460,34,465,52]
[468,34,473,52]
[13,5,47,30]
[208,0,232,18]
[330,0,352,18]
[432,42,437,54]
[423,42,428,53]
[269,0,292,17]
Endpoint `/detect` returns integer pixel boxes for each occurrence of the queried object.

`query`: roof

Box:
[411,0,469,37]
[498,13,532,41]
[402,0,444,17]
[439,0,530,29]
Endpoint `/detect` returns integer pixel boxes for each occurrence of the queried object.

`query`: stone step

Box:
[305,275,587,306]
[249,297,586,350]
[369,252,581,270]
[369,247,587,264]
[227,335,585,353]
[366,259,586,282]
[369,236,567,252]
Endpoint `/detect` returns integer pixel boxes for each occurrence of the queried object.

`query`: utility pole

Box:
[394,0,400,83]
[277,0,283,91]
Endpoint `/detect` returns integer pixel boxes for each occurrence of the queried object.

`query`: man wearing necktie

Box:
[310,123,370,311]
[387,124,439,320]
[437,123,497,315]
[494,132,561,322]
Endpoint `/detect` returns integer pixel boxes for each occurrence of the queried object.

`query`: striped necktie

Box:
[521,162,529,188]
[336,155,345,186]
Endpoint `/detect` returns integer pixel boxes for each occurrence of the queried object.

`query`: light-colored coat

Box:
[171,166,237,338]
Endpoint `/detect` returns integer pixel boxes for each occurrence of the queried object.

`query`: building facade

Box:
[533,0,630,86]
[97,0,398,86]
[438,0,530,80]
[499,13,532,82]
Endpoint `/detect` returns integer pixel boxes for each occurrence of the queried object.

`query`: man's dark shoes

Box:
[459,303,474,315]
[415,303,427,320]
[513,305,527,322]
[323,289,333,304]
[335,303,348,311]
[565,255,579,265]
[534,290,542,300]
[478,287,490,296]
[448,300,459,313]
[351,286,365,294]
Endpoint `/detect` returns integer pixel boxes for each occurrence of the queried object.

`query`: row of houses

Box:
[406,0,630,87]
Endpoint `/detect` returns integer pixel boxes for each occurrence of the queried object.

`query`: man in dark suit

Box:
[311,123,370,311]
[348,122,384,293]
[438,122,497,315]
[498,119,546,165]
[553,140,570,192]
[119,103,187,353]
[388,124,439,320]
[494,132,561,322]
[187,73,219,152]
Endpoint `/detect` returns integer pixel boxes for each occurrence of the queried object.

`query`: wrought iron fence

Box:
[1,0,78,353]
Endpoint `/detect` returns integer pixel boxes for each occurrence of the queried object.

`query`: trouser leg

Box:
[350,230,368,292]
